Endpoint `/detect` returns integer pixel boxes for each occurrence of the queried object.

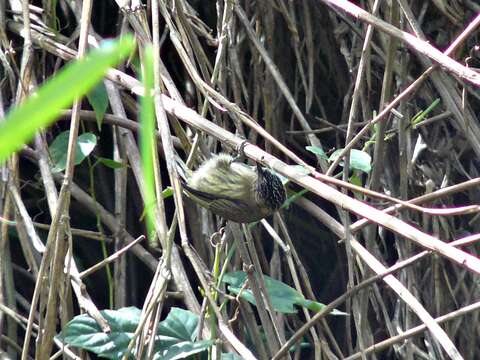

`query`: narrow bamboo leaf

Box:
[0,34,135,163]
[411,98,441,128]
[97,156,127,169]
[300,299,348,315]
[139,46,156,242]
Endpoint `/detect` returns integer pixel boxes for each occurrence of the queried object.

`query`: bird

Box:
[182,153,286,223]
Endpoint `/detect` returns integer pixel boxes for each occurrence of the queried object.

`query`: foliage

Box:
[0,35,134,162]
[49,131,97,172]
[2,2,479,360]
[58,307,213,360]
[223,271,347,315]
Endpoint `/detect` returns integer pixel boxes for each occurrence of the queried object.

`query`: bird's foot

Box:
[233,140,249,162]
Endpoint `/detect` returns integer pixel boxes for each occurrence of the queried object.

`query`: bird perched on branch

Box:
[182,153,286,223]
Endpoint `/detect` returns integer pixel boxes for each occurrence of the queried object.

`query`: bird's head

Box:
[255,164,286,211]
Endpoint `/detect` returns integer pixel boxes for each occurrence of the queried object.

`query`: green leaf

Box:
[87,82,109,129]
[223,272,297,313]
[154,340,213,360]
[49,131,97,173]
[97,157,127,169]
[154,308,212,359]
[329,149,371,173]
[348,150,371,173]
[301,299,347,316]
[0,35,135,164]
[140,46,156,244]
[57,307,140,359]
[162,186,174,199]
[223,271,346,315]
[283,188,309,209]
[411,98,441,128]
[349,174,362,187]
[158,307,199,342]
[305,146,328,160]
[58,307,212,360]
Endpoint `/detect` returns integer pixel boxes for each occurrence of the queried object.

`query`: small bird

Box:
[182,154,286,223]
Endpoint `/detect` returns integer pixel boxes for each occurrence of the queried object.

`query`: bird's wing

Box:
[183,183,254,222]
[183,183,241,206]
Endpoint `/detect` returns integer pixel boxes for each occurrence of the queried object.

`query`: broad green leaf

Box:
[223,271,346,315]
[329,149,372,173]
[157,307,199,342]
[97,156,127,169]
[305,146,328,160]
[154,340,213,360]
[154,308,212,359]
[223,271,299,313]
[0,35,135,163]
[58,307,211,360]
[57,307,140,359]
[87,82,109,129]
[50,131,97,172]
[348,150,372,173]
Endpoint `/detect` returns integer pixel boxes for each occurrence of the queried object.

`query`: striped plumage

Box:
[183,154,286,223]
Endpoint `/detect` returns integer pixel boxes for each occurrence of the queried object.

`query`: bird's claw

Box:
[233,140,249,162]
